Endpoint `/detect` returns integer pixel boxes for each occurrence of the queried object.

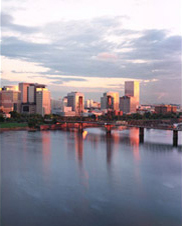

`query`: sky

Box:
[1,0,182,104]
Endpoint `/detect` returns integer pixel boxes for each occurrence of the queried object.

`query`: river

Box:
[1,128,182,226]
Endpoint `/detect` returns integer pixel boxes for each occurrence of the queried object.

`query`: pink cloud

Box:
[96,52,118,60]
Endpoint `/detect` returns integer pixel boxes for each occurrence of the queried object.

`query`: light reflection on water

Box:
[1,128,182,226]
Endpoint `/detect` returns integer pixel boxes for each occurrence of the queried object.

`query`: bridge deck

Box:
[58,121,181,131]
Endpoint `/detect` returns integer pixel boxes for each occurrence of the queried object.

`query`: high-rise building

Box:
[0,86,21,114]
[119,96,137,114]
[19,83,46,104]
[19,83,47,114]
[125,81,139,100]
[27,84,36,103]
[67,92,84,115]
[101,92,119,111]
[61,96,68,110]
[19,83,33,103]
[36,88,51,116]
[1,86,19,91]
[120,81,140,113]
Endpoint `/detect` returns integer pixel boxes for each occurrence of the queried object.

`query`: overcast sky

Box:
[1,0,181,104]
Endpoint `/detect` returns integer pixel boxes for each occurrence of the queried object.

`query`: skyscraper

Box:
[101,92,119,111]
[67,92,84,115]
[120,81,140,114]
[0,86,21,114]
[36,88,51,116]
[19,83,48,114]
[19,83,33,103]
[125,81,139,104]
[19,83,46,104]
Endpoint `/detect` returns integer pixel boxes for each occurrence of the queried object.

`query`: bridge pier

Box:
[139,127,144,143]
[64,122,69,131]
[105,124,112,134]
[173,130,178,147]
[78,123,84,133]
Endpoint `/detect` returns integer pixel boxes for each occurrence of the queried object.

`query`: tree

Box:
[28,118,38,128]
[9,111,21,119]
[0,114,5,122]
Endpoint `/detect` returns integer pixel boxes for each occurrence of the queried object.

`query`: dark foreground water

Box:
[1,128,182,226]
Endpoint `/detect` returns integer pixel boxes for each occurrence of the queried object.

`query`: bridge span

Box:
[54,120,181,147]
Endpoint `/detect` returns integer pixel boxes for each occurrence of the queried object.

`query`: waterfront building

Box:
[137,105,155,114]
[85,99,101,109]
[101,92,119,111]
[92,101,101,109]
[120,96,139,114]
[1,86,19,91]
[155,105,177,114]
[36,88,51,116]
[85,99,94,109]
[61,96,68,110]
[125,81,140,102]
[0,86,21,114]
[120,81,140,113]
[21,103,36,114]
[61,106,76,116]
[19,83,48,114]
[19,83,33,103]
[67,92,84,115]
[19,83,46,104]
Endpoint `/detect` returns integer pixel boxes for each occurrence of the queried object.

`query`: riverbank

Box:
[0,122,28,132]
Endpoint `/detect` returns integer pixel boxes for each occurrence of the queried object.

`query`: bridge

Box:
[52,120,182,147]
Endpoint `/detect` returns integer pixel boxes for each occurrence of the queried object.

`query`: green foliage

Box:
[28,119,38,128]
[0,122,27,128]
[0,114,5,122]
[10,111,21,119]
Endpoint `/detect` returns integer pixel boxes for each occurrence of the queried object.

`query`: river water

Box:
[1,128,182,226]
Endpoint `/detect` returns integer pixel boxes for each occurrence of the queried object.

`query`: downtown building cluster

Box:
[52,81,140,117]
[1,81,139,117]
[0,80,178,117]
[0,83,51,116]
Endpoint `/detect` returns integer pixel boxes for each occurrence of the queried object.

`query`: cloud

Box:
[1,15,181,103]
[93,52,118,61]
[1,12,39,33]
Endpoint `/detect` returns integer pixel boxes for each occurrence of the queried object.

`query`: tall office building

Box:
[101,92,119,111]
[19,83,33,103]
[36,88,51,116]
[19,83,47,114]
[0,86,21,114]
[67,92,84,115]
[120,81,140,114]
[125,81,139,97]
[19,83,46,104]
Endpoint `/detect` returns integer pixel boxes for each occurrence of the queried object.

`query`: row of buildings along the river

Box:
[0,81,178,117]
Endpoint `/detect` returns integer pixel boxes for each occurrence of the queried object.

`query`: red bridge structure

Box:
[40,120,182,147]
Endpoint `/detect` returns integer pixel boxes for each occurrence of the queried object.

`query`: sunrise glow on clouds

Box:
[1,0,181,104]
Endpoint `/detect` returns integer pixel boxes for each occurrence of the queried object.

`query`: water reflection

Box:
[129,128,140,161]
[74,132,89,190]
[75,132,84,164]
[1,129,182,226]
[106,133,112,166]
[41,131,51,182]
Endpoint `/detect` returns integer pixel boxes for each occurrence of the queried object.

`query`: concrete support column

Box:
[64,122,69,131]
[78,123,84,133]
[139,127,144,143]
[105,125,112,134]
[173,130,178,147]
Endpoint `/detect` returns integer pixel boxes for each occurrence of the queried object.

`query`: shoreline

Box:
[0,127,29,132]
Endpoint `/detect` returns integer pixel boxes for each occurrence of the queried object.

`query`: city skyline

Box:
[1,0,181,105]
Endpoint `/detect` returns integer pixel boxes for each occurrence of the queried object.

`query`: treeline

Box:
[103,112,181,121]
[0,111,181,126]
